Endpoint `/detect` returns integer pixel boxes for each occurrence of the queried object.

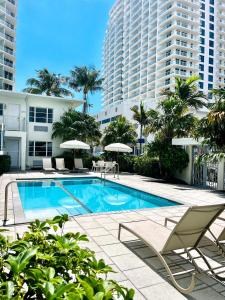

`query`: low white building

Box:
[0,90,83,170]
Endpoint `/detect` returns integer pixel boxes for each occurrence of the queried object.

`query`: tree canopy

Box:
[102,116,137,146]
[52,109,101,145]
[23,69,72,97]
[68,66,103,114]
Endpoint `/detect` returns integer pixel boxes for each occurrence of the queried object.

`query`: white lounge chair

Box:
[42,158,55,172]
[55,158,69,172]
[74,158,89,173]
[119,204,225,294]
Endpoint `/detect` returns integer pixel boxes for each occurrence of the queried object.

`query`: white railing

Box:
[1,115,26,131]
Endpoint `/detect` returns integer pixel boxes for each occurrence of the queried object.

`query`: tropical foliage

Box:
[147,141,189,178]
[131,102,149,154]
[23,69,72,97]
[161,75,206,109]
[68,66,103,114]
[52,109,101,145]
[145,97,198,144]
[101,116,137,146]
[196,88,225,151]
[143,75,205,178]
[134,155,160,178]
[0,215,134,299]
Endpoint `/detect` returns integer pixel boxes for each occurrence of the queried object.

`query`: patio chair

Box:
[97,160,105,172]
[92,161,100,172]
[165,211,225,251]
[74,158,89,173]
[55,158,69,172]
[118,204,225,294]
[42,158,55,172]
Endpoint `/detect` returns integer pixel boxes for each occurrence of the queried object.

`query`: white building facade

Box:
[0,91,82,170]
[0,0,17,91]
[97,0,223,127]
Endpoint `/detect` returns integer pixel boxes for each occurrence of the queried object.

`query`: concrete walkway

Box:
[0,171,225,299]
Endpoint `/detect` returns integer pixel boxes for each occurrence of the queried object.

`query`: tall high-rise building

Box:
[97,0,222,127]
[0,0,17,91]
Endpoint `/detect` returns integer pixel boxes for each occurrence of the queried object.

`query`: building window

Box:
[208,83,213,90]
[208,75,213,82]
[29,107,53,123]
[209,49,214,56]
[209,40,214,47]
[199,64,204,72]
[0,103,3,116]
[199,82,204,89]
[4,84,12,90]
[209,66,213,73]
[209,23,214,31]
[29,141,52,157]
[209,57,213,65]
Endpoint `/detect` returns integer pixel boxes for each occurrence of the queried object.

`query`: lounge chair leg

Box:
[155,251,196,294]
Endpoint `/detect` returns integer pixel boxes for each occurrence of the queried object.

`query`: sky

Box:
[16,0,114,114]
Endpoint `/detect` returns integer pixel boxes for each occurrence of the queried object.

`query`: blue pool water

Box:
[17,177,180,219]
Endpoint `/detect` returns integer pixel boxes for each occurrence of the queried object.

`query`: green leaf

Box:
[6,247,37,275]
[0,281,14,300]
[94,292,104,300]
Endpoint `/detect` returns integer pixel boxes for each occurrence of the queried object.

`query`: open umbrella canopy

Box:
[104,143,132,153]
[60,140,90,150]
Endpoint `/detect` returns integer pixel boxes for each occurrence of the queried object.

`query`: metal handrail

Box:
[3,179,92,226]
[101,163,119,180]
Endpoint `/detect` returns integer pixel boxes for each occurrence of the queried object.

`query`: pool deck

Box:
[1,171,225,299]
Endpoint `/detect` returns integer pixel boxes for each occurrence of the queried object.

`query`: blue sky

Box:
[16,0,114,114]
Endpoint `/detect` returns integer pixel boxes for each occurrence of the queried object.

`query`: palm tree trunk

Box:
[82,92,88,114]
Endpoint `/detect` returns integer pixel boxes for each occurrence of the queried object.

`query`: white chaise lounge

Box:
[42,158,55,172]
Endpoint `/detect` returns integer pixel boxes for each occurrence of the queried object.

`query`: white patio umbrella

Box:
[60,140,90,150]
[60,140,90,159]
[104,143,132,153]
[104,143,132,178]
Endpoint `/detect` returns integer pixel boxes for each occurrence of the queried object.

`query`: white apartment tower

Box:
[0,0,17,91]
[99,0,223,125]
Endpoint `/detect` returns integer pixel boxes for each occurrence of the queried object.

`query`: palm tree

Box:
[52,109,101,145]
[23,69,72,97]
[131,102,149,154]
[161,75,206,109]
[68,66,103,114]
[145,97,197,144]
[196,88,225,150]
[102,116,137,146]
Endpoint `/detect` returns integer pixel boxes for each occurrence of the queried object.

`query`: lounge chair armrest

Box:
[164,217,179,227]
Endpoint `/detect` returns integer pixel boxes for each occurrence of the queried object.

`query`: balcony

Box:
[0,115,26,131]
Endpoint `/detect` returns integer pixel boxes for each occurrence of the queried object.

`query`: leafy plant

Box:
[0,155,11,175]
[147,141,189,179]
[102,116,137,146]
[52,109,102,145]
[0,215,134,299]
[134,155,160,177]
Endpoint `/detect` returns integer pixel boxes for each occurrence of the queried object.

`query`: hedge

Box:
[0,155,11,175]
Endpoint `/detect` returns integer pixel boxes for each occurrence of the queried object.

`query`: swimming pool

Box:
[17,177,180,220]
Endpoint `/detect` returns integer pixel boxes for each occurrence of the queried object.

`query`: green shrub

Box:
[160,146,189,175]
[0,215,134,299]
[134,155,160,177]
[0,155,11,174]
[147,141,189,179]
